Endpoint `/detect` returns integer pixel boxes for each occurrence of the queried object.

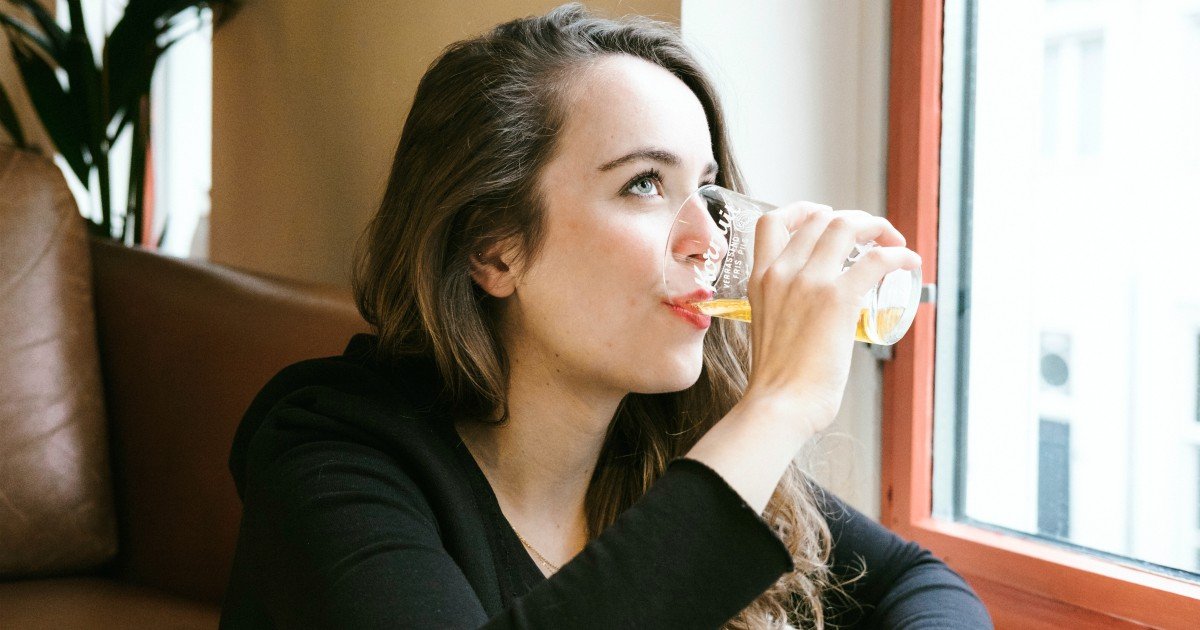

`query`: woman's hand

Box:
[685,202,920,514]
[741,203,921,439]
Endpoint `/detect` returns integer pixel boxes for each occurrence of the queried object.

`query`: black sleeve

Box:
[815,485,994,629]
[224,398,796,629]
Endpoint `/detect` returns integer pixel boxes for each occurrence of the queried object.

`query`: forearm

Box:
[684,395,815,514]
[483,457,797,629]
[866,552,993,628]
[813,485,994,629]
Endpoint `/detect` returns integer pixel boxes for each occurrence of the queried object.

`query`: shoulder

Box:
[249,333,441,417]
[228,334,453,497]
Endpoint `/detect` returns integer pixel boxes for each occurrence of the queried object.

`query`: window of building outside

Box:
[934,0,1200,585]
[61,0,211,258]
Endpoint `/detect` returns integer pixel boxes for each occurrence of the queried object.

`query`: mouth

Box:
[663,289,714,330]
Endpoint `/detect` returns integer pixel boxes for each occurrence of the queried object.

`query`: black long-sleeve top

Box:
[218,333,992,628]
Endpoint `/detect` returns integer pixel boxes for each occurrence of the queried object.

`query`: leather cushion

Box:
[0,577,219,629]
[91,238,369,603]
[0,147,118,577]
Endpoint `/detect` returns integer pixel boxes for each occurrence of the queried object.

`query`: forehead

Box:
[555,54,713,167]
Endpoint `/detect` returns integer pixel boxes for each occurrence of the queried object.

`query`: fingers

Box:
[752,204,915,303]
[805,211,906,276]
[839,245,922,297]
[750,201,832,287]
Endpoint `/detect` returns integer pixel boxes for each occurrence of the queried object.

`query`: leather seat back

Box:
[92,235,370,602]
[0,147,118,578]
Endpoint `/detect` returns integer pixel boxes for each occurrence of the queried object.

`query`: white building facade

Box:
[938,0,1200,575]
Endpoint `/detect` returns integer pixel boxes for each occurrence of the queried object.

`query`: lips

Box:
[663,288,714,330]
[666,288,715,308]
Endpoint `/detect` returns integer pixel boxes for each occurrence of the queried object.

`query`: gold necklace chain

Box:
[512,529,561,573]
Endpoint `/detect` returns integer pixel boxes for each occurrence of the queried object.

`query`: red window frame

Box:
[879,1,1200,627]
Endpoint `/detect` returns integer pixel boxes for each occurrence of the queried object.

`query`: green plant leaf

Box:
[84,216,108,239]
[0,78,27,147]
[9,37,89,185]
[104,2,166,136]
[104,1,228,136]
[155,211,171,250]
[0,12,55,58]
[60,0,103,168]
[125,93,149,246]
[6,0,68,58]
[104,44,160,140]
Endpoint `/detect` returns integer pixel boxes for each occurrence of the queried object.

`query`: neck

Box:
[454,343,625,561]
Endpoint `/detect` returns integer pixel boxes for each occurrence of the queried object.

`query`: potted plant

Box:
[0,0,237,245]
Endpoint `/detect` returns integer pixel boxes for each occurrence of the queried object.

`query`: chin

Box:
[631,348,705,394]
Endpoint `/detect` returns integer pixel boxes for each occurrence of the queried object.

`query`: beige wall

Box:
[211,0,679,286]
[0,0,57,154]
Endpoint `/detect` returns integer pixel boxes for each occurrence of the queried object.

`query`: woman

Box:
[220,4,992,628]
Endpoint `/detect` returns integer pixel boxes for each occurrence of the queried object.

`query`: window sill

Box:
[895,517,1200,627]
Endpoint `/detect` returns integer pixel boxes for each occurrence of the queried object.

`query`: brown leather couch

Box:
[0,147,370,627]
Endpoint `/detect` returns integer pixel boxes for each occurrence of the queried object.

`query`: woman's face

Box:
[481,54,723,396]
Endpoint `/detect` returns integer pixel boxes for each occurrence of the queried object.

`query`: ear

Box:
[469,239,521,299]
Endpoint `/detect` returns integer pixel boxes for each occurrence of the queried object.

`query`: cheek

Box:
[535,212,668,330]
[627,217,670,281]
[603,219,665,299]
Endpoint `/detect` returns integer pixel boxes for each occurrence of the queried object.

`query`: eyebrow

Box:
[597,147,719,178]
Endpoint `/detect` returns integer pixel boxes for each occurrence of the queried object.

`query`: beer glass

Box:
[662,185,921,346]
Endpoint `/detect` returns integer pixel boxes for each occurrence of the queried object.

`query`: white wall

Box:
[681,0,891,518]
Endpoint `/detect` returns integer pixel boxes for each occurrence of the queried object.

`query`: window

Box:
[1195,446,1200,571]
[59,0,212,256]
[149,8,213,259]
[881,0,1200,626]
[1041,34,1105,158]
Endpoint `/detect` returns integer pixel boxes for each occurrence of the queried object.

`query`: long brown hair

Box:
[352,4,857,627]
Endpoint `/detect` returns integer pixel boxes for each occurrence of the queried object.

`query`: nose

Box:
[669,194,730,268]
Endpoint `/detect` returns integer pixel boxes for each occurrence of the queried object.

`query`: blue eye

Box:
[628,176,660,196]
[623,169,663,198]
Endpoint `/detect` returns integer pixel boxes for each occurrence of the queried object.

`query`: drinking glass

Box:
[662,185,921,346]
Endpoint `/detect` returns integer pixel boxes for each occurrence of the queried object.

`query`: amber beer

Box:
[692,298,906,345]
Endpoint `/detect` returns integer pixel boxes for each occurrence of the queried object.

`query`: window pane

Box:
[936,0,1200,578]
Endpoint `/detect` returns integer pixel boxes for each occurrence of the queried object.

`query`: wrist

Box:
[733,392,820,447]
